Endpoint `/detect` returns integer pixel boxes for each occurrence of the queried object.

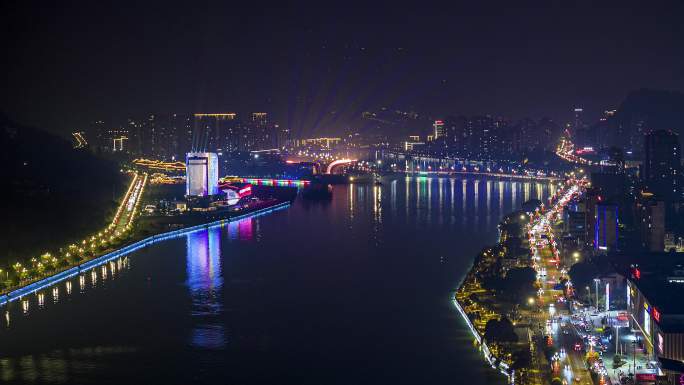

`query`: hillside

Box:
[0,115,126,261]
[616,88,684,133]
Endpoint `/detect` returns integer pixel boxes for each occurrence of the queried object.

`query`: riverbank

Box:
[453,219,527,383]
[0,172,147,294]
[0,175,562,384]
[0,200,291,306]
[453,179,584,385]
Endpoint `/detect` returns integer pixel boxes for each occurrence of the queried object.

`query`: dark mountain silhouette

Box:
[616,88,684,133]
[0,113,125,261]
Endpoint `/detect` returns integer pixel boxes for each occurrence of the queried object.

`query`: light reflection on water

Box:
[0,346,138,383]
[3,256,132,328]
[0,176,553,384]
[186,225,225,349]
[186,216,257,350]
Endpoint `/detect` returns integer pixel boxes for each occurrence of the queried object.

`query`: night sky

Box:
[3,2,683,134]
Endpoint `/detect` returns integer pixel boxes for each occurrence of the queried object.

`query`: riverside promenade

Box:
[453,178,586,385]
[0,201,291,306]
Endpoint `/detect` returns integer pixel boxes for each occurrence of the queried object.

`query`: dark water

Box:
[0,176,554,384]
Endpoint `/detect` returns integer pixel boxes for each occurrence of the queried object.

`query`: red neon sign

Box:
[238,185,252,197]
[636,374,656,382]
[652,307,661,323]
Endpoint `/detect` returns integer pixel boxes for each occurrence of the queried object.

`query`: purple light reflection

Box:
[186,227,225,349]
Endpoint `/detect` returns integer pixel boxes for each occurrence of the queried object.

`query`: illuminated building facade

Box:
[636,196,666,252]
[404,140,425,151]
[186,152,219,196]
[220,183,252,206]
[193,113,238,154]
[433,120,445,139]
[644,130,681,201]
[627,272,684,383]
[594,202,618,251]
[296,137,342,149]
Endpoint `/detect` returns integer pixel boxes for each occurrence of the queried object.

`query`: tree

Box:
[500,267,537,301]
[612,354,624,369]
[511,349,532,370]
[484,317,518,344]
[586,350,599,366]
[569,261,599,294]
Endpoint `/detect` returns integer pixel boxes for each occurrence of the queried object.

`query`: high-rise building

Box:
[193,113,238,154]
[93,124,129,154]
[643,130,681,200]
[433,120,445,140]
[126,118,144,155]
[90,120,125,154]
[635,195,665,252]
[143,114,158,157]
[563,205,587,243]
[443,116,469,156]
[573,107,584,137]
[112,135,128,152]
[584,188,601,248]
[186,152,219,197]
[248,112,275,151]
[170,113,193,160]
[594,202,619,251]
[469,115,498,160]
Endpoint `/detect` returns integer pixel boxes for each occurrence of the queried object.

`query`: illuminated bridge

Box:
[221,177,311,187]
[325,159,356,174]
[404,170,562,182]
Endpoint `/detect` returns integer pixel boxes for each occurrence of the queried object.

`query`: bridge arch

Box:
[326,159,355,174]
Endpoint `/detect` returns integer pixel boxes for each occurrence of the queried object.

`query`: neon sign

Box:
[652,307,661,323]
[636,374,656,382]
[238,186,252,197]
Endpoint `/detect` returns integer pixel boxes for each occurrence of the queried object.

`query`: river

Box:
[0,176,554,384]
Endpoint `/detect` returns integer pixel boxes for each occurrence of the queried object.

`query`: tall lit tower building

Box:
[573,107,584,134]
[193,113,238,154]
[594,202,618,251]
[250,112,272,150]
[644,129,681,200]
[433,120,445,139]
[186,152,219,197]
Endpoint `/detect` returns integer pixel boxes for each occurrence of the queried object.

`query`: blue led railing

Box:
[0,201,291,306]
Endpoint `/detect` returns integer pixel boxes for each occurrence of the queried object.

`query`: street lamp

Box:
[594,278,601,311]
[632,337,638,376]
[586,286,591,307]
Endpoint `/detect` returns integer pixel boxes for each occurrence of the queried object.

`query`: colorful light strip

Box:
[239,178,311,187]
[0,202,291,306]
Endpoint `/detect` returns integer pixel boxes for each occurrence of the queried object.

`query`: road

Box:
[525,179,596,385]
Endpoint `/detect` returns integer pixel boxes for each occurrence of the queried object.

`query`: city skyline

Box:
[3,2,684,135]
[4,3,684,385]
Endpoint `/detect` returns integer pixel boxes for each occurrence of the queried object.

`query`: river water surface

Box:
[0,176,553,384]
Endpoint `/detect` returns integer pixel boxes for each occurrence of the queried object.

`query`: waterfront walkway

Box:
[454,177,588,384]
[0,201,291,306]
